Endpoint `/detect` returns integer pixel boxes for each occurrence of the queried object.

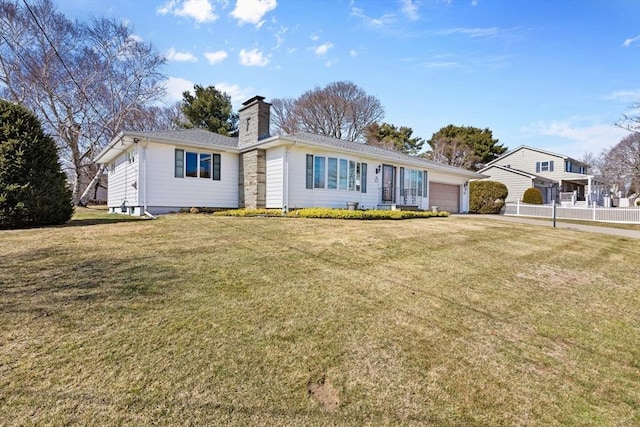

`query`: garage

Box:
[429,182,460,213]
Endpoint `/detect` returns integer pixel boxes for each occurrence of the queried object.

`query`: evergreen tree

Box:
[181,85,238,135]
[365,122,424,155]
[0,100,73,228]
[425,125,506,170]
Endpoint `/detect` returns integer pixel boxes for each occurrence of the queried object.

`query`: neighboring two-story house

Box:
[479,145,606,205]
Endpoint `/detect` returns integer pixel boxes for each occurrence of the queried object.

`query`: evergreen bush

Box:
[0,100,73,228]
[522,187,543,204]
[469,180,508,214]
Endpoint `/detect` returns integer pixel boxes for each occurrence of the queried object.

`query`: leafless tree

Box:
[271,81,384,142]
[423,136,480,170]
[0,0,166,204]
[617,102,640,134]
[270,97,298,135]
[600,132,640,196]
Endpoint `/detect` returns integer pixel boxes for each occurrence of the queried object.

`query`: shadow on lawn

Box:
[0,248,179,318]
[61,216,149,228]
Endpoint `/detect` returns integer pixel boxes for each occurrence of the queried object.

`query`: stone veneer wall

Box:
[239,149,266,209]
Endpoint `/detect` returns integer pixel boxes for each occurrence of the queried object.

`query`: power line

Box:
[20,0,110,133]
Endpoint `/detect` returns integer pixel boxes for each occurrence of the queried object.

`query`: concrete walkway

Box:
[470,214,640,239]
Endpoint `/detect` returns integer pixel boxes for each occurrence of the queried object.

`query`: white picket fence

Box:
[504,201,640,224]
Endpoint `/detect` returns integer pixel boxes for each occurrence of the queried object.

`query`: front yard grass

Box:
[1,211,638,425]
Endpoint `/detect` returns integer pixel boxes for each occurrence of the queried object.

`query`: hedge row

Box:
[211,208,450,220]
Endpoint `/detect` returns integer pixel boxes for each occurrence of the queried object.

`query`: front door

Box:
[382,164,394,204]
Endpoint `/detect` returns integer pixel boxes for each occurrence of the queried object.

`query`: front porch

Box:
[557,176,608,206]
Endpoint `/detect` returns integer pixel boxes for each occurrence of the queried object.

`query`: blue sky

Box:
[56,0,639,159]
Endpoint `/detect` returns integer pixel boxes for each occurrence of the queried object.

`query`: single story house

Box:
[95,96,483,215]
[478,145,607,206]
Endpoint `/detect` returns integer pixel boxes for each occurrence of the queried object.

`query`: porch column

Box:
[587,176,592,205]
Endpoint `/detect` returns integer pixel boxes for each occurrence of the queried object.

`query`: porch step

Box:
[376,204,420,211]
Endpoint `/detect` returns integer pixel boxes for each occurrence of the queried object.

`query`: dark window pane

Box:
[328,158,337,189]
[186,152,198,177]
[200,153,212,178]
[314,156,325,188]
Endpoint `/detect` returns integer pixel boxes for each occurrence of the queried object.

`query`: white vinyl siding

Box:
[287,147,378,209]
[107,148,139,209]
[143,142,238,210]
[491,147,587,183]
[479,166,535,203]
[266,147,284,208]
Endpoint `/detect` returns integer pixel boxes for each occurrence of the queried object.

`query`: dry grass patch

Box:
[1,212,638,425]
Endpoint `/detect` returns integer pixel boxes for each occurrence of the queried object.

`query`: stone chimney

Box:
[238,95,271,148]
[238,96,270,209]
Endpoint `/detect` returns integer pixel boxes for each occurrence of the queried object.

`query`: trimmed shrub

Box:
[522,187,543,204]
[213,208,450,220]
[469,180,508,214]
[0,100,73,228]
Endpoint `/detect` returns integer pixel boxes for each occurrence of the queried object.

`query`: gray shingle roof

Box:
[126,128,238,149]
[283,132,483,177]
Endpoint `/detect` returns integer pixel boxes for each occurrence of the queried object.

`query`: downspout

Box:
[141,137,156,219]
[283,146,289,213]
[142,137,148,213]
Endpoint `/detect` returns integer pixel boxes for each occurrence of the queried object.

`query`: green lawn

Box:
[1,209,638,425]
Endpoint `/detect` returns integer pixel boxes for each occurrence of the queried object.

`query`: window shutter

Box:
[422,171,428,197]
[549,160,554,172]
[306,154,313,189]
[212,154,221,180]
[361,163,367,193]
[536,162,540,173]
[175,149,184,178]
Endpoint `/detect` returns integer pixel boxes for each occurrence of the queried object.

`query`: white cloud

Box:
[435,27,500,38]
[310,34,320,41]
[471,0,478,5]
[349,49,359,57]
[166,47,198,62]
[163,76,194,102]
[604,90,640,102]
[239,48,270,66]
[522,120,629,158]
[230,0,277,27]
[214,82,254,108]
[157,0,218,24]
[350,7,396,28]
[400,0,419,21]
[314,42,333,56]
[622,35,640,47]
[274,26,288,49]
[204,50,228,65]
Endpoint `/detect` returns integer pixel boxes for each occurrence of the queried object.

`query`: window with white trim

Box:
[536,160,554,173]
[175,149,221,180]
[306,154,367,193]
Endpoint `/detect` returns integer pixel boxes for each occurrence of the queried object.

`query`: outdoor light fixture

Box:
[376,164,381,174]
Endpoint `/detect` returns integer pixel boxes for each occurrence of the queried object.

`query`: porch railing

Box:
[504,201,640,224]
[400,188,418,205]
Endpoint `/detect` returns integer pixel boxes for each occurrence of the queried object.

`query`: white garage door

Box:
[429,182,460,213]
